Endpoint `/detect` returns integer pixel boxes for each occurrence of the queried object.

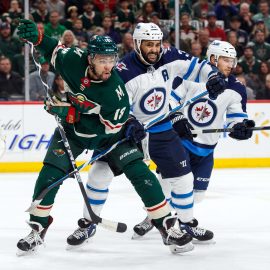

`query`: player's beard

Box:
[141,50,160,65]
[91,65,112,81]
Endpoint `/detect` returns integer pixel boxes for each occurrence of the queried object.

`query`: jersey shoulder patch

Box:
[116,52,145,84]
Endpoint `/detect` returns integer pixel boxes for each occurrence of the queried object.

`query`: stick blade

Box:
[99,218,127,233]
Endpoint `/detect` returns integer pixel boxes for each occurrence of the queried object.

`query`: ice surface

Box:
[0,168,269,270]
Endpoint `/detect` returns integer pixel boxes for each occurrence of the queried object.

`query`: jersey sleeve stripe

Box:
[195,60,207,82]
[183,57,198,80]
[226,113,248,118]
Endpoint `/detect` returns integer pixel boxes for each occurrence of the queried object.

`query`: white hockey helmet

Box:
[133,22,163,65]
[206,40,237,68]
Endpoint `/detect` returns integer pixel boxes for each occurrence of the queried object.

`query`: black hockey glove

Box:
[229,119,255,140]
[171,112,196,141]
[125,116,146,143]
[206,72,227,100]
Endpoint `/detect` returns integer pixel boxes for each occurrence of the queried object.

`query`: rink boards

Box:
[0,101,270,172]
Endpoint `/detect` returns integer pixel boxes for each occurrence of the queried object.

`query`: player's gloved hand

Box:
[44,96,80,124]
[125,116,146,143]
[17,19,43,45]
[171,112,196,141]
[229,119,255,140]
[206,72,227,100]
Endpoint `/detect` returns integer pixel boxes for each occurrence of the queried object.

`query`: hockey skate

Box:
[66,218,96,249]
[180,218,215,244]
[132,216,154,239]
[16,216,53,256]
[153,216,194,254]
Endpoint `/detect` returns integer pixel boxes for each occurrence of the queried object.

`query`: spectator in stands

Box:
[251,19,270,43]
[91,26,105,36]
[153,0,170,20]
[65,0,84,15]
[190,41,203,60]
[238,44,261,75]
[93,0,117,14]
[136,1,155,23]
[63,6,79,30]
[252,0,270,32]
[256,73,270,99]
[236,74,256,99]
[31,0,50,24]
[44,10,66,40]
[192,0,214,21]
[258,61,270,83]
[50,73,67,101]
[149,12,169,40]
[102,15,122,44]
[118,32,134,58]
[72,18,88,44]
[198,29,210,58]
[13,45,36,78]
[0,22,22,65]
[227,30,244,57]
[206,11,226,42]
[7,0,23,33]
[225,15,249,47]
[238,2,254,33]
[46,0,66,20]
[249,29,270,61]
[61,30,78,47]
[79,0,102,30]
[116,0,135,33]
[180,12,197,44]
[0,56,23,101]
[168,26,191,53]
[29,57,55,101]
[214,0,238,29]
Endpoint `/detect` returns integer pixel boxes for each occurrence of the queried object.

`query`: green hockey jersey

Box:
[49,45,130,149]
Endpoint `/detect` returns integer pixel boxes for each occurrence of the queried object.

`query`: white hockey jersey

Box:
[116,47,216,132]
[171,75,249,156]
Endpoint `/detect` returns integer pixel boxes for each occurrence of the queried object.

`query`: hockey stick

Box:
[27,90,209,213]
[26,137,127,211]
[26,43,127,233]
[191,126,270,135]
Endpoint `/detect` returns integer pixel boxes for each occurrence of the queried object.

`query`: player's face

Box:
[217,56,236,77]
[90,54,116,81]
[140,40,161,64]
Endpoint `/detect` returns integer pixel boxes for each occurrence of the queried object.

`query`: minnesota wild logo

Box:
[53,149,65,157]
[69,93,98,113]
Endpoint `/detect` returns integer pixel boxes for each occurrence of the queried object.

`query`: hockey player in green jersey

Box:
[16,19,193,255]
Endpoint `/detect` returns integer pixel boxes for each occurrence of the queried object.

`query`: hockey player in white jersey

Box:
[66,24,227,248]
[133,40,255,238]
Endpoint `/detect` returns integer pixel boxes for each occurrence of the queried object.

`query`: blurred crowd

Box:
[0,0,270,101]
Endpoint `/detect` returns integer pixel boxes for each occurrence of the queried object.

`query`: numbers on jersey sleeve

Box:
[114,107,127,120]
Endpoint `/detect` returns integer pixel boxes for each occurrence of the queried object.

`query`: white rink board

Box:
[0,102,270,163]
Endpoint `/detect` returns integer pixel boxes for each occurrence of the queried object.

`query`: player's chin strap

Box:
[27,42,127,233]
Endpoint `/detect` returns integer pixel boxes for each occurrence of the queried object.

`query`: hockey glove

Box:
[17,19,43,45]
[229,119,255,140]
[125,116,146,143]
[206,72,227,100]
[171,112,196,141]
[44,96,80,124]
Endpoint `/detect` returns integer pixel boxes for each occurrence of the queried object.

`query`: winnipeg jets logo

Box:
[188,98,217,127]
[147,92,162,109]
[116,62,128,72]
[140,88,166,114]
